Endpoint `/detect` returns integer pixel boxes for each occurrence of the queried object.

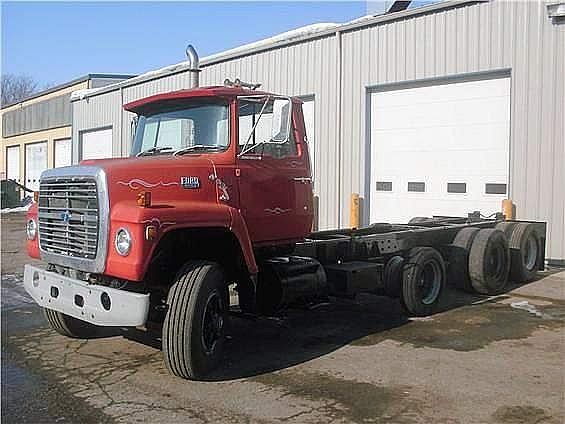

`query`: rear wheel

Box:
[468,229,510,294]
[495,221,516,238]
[449,227,480,292]
[401,247,446,316]
[162,260,228,380]
[43,308,100,338]
[507,223,543,282]
[383,255,404,298]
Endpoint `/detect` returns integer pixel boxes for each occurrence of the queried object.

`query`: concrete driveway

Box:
[2,212,564,423]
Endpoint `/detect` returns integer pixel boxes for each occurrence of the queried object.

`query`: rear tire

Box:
[43,308,100,338]
[383,255,404,298]
[402,247,446,316]
[468,229,510,294]
[449,227,480,292]
[162,260,228,380]
[507,223,543,282]
[495,221,516,238]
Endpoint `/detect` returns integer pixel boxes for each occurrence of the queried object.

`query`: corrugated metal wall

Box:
[71,0,565,261]
[72,90,122,161]
[3,94,72,137]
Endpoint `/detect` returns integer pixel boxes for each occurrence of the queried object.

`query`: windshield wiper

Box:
[173,145,224,156]
[136,146,173,157]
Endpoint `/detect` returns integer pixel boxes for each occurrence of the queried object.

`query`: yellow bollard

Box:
[502,199,515,220]
[350,193,360,229]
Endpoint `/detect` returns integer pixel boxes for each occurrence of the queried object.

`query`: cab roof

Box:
[123,85,289,114]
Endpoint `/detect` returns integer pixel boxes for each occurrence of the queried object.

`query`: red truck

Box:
[23,80,546,380]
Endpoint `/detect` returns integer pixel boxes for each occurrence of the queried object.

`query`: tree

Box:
[1,74,40,107]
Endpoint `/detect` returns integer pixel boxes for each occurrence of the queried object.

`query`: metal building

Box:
[1,74,133,195]
[70,0,565,264]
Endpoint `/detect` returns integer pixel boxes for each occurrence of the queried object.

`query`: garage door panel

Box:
[372,123,508,153]
[6,146,20,183]
[372,78,510,109]
[373,96,509,130]
[81,128,113,160]
[25,142,48,192]
[370,77,510,224]
[54,138,72,168]
[374,149,508,177]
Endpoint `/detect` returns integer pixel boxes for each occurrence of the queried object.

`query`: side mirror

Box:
[270,99,291,143]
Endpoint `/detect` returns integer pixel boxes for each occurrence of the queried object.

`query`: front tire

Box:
[162,260,228,380]
[43,308,100,338]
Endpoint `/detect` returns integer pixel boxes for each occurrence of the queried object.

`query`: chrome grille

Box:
[38,178,99,259]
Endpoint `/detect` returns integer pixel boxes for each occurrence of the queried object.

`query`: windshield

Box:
[131,102,229,156]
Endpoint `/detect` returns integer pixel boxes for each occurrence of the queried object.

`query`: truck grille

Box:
[38,177,99,259]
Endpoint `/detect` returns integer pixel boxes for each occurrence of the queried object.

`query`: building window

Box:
[485,183,507,195]
[376,181,392,191]
[408,182,425,192]
[447,182,466,193]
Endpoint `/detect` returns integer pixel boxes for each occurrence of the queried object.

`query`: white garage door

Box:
[6,145,21,183]
[81,128,113,160]
[54,138,72,168]
[370,77,510,224]
[25,142,48,192]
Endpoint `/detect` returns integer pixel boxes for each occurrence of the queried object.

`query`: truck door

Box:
[236,97,313,245]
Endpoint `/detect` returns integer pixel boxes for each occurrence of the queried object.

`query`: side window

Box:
[238,99,297,159]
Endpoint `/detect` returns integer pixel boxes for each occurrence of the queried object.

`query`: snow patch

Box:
[203,22,340,63]
[1,204,31,214]
[510,300,545,318]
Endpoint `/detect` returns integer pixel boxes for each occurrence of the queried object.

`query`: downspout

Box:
[336,30,343,228]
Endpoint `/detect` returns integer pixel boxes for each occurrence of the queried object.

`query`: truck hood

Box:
[80,155,221,208]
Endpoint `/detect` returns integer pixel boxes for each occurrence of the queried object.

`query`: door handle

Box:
[293,177,312,183]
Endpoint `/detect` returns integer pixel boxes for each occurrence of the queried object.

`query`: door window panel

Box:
[238,99,297,159]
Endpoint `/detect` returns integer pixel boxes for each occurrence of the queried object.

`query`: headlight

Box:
[115,228,132,256]
[26,219,37,240]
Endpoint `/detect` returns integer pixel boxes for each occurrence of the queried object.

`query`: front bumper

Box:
[23,265,149,326]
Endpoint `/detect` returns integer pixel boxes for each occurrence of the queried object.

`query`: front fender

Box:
[104,201,257,281]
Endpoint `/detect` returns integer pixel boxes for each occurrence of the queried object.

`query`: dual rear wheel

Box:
[449,222,542,295]
[384,222,543,316]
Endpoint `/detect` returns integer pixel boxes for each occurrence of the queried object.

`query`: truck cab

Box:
[24,85,314,377]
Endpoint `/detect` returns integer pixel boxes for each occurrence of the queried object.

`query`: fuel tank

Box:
[255,256,327,314]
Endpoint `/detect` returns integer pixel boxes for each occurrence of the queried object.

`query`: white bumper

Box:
[23,265,149,327]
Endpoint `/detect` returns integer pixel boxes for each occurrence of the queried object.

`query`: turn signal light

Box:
[145,225,157,241]
[137,191,152,207]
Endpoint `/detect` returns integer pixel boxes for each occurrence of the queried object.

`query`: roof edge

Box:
[1,73,136,109]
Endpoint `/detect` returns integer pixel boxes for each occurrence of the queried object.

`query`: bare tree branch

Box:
[1,74,40,107]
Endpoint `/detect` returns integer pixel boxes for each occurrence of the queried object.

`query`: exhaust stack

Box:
[185,44,200,88]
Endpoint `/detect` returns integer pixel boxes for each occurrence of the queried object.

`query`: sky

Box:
[2,1,368,88]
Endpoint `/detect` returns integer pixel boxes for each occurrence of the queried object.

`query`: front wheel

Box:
[401,247,446,316]
[162,260,228,380]
[43,308,100,338]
